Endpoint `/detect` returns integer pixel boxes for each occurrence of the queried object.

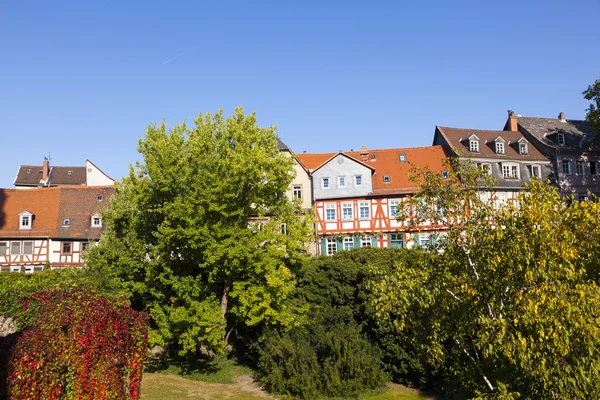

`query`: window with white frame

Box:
[578,193,587,202]
[322,177,330,189]
[558,133,565,145]
[390,200,400,217]
[562,159,571,175]
[292,185,302,199]
[0,242,6,255]
[342,202,353,220]
[355,175,362,186]
[383,175,391,183]
[325,203,336,221]
[576,160,585,175]
[519,142,528,154]
[24,265,34,274]
[530,165,541,178]
[338,176,346,188]
[477,163,491,175]
[343,237,354,250]
[470,140,479,152]
[496,142,505,154]
[10,242,20,255]
[23,241,33,255]
[10,266,21,273]
[326,238,337,255]
[390,233,403,248]
[361,236,372,247]
[19,211,32,229]
[419,233,431,247]
[280,223,287,235]
[359,201,370,219]
[91,214,102,227]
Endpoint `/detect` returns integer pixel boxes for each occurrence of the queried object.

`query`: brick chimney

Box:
[42,157,49,181]
[507,109,518,132]
[558,112,566,122]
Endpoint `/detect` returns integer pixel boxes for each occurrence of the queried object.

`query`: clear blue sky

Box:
[2,0,599,187]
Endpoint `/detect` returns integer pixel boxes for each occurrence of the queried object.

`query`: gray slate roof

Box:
[14,166,86,187]
[517,117,599,152]
[276,137,289,151]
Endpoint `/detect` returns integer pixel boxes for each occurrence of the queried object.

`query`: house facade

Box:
[433,124,553,204]
[278,138,312,212]
[504,111,600,199]
[298,146,449,255]
[0,186,114,272]
[14,158,114,189]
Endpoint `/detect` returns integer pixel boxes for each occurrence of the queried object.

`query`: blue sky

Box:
[1,0,599,187]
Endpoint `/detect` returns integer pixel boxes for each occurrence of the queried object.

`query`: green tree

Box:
[583,77,600,132]
[87,108,313,355]
[370,161,600,398]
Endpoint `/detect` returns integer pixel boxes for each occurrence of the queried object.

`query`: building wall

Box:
[284,155,313,211]
[86,160,114,186]
[312,155,372,200]
[0,238,90,272]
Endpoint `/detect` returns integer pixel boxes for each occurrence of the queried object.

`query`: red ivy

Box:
[7,288,148,399]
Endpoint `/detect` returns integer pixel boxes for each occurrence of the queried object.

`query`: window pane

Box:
[23,241,33,255]
[0,242,7,255]
[11,242,20,254]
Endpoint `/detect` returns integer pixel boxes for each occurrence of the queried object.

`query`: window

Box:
[390,233,403,248]
[530,165,541,178]
[326,238,337,255]
[23,241,33,255]
[325,203,336,221]
[511,165,518,178]
[355,175,362,186]
[26,168,32,173]
[62,242,72,254]
[420,234,431,248]
[383,175,391,183]
[558,133,565,145]
[562,160,571,175]
[343,237,354,250]
[519,142,528,154]
[470,140,479,152]
[361,236,372,248]
[19,212,32,229]
[478,163,491,175]
[92,216,102,227]
[399,153,407,162]
[81,242,90,252]
[342,202,353,220]
[578,193,587,202]
[10,266,21,273]
[280,223,287,235]
[576,160,585,176]
[359,201,370,219]
[24,265,34,274]
[63,218,71,226]
[338,176,346,188]
[502,165,510,178]
[292,185,302,199]
[0,242,6,254]
[11,242,21,255]
[68,170,73,175]
[591,161,598,176]
[441,170,449,179]
[322,178,330,189]
[390,200,400,217]
[496,142,505,154]
[97,195,103,201]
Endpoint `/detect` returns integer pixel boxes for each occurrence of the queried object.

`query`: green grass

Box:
[145,354,253,384]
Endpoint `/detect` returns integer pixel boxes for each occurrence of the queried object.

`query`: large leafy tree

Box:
[370,161,600,398]
[87,108,313,355]
[583,77,600,132]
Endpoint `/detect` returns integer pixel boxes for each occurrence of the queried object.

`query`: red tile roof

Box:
[0,186,114,239]
[297,146,449,195]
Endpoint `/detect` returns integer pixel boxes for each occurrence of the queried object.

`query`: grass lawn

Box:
[141,372,435,400]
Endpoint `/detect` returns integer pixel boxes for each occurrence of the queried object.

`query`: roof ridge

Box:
[438,125,514,134]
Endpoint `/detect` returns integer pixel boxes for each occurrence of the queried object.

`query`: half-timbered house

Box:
[0,186,114,272]
[297,146,449,255]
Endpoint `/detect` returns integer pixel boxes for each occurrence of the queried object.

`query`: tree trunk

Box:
[220,281,230,320]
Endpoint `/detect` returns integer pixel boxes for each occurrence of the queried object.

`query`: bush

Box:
[6,288,148,399]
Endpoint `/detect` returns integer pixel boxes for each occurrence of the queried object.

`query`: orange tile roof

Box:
[298,146,449,195]
[0,186,114,239]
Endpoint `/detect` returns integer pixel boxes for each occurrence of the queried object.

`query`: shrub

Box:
[7,288,148,399]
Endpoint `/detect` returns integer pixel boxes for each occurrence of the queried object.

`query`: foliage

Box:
[370,161,600,398]
[0,268,126,330]
[86,107,313,355]
[258,321,386,400]
[583,77,600,132]
[7,288,148,399]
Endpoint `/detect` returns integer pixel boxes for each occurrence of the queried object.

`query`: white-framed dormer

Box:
[518,138,529,155]
[19,211,33,230]
[468,134,480,153]
[91,213,102,228]
[494,136,505,154]
[557,132,565,146]
[500,162,520,179]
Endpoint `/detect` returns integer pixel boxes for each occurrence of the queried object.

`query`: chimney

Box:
[42,157,49,181]
[558,112,566,122]
[507,109,518,132]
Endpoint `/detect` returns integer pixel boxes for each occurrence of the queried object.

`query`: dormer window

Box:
[97,195,103,201]
[558,133,565,146]
[91,214,102,228]
[519,141,528,155]
[398,153,407,162]
[26,169,32,173]
[19,211,33,229]
[63,218,71,226]
[383,175,391,183]
[68,170,73,175]
[496,142,505,154]
[469,139,479,152]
